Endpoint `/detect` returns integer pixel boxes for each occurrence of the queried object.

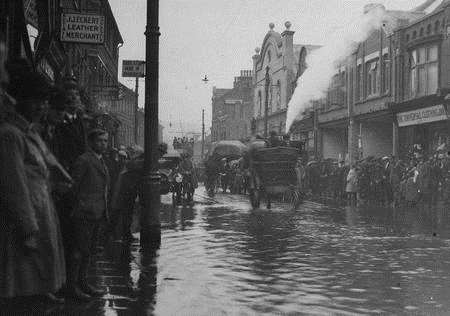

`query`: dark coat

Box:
[72,150,110,221]
[0,112,66,297]
[111,159,142,214]
[51,114,87,173]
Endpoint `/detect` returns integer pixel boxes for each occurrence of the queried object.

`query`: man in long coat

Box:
[0,68,67,301]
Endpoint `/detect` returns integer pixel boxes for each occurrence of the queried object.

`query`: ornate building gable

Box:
[255,23,284,73]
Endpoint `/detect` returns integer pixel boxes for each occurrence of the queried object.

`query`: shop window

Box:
[435,20,440,33]
[328,74,341,107]
[366,59,379,97]
[410,44,438,97]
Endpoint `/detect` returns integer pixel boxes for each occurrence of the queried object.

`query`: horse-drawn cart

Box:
[248,146,301,209]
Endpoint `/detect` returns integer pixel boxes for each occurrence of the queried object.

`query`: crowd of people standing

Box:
[0,46,148,305]
[299,151,450,207]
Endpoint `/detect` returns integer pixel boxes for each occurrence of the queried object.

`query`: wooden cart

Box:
[249,146,300,209]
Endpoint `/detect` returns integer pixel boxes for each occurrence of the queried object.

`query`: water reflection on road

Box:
[153,192,450,315]
[13,190,450,315]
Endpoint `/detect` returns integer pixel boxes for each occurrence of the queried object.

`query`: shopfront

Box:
[397,104,449,158]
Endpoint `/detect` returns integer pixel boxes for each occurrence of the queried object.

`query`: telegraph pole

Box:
[201,109,205,159]
[134,77,139,144]
[264,66,270,138]
[141,0,161,248]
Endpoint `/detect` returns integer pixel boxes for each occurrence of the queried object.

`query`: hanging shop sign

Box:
[60,13,105,44]
[397,104,448,127]
[122,60,146,77]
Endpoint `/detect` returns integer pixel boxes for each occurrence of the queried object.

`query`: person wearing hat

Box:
[0,63,69,303]
[69,128,110,300]
[51,76,87,173]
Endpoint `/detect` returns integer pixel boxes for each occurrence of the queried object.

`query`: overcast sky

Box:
[109,0,425,139]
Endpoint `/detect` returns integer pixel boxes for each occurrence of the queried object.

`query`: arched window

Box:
[435,20,440,33]
[276,80,281,110]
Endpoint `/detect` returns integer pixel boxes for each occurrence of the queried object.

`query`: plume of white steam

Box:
[286,5,388,133]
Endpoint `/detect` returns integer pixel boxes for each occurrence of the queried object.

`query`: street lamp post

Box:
[264,66,270,138]
[201,109,205,160]
[141,0,161,248]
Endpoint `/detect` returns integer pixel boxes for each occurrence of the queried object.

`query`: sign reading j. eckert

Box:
[122,60,146,77]
[61,13,104,44]
[397,104,448,127]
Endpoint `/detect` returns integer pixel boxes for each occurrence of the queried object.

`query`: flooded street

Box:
[151,190,450,315]
[6,188,450,315]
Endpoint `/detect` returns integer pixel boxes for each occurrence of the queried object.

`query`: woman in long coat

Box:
[0,67,67,299]
[346,165,358,205]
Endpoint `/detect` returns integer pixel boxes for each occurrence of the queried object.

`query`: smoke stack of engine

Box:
[363,3,386,14]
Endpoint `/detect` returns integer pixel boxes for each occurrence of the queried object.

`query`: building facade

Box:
[305,1,449,163]
[211,70,253,142]
[251,22,320,137]
[103,83,136,147]
[392,0,450,158]
[1,0,131,146]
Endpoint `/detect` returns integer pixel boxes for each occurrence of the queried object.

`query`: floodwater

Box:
[5,189,450,315]
[151,192,450,315]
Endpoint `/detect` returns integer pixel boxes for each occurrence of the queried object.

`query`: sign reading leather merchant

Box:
[61,13,104,44]
[397,104,448,127]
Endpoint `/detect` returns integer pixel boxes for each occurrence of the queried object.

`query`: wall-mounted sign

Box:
[397,104,448,127]
[122,60,145,77]
[61,13,104,44]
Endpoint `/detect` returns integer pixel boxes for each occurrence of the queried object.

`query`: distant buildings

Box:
[102,83,137,148]
[306,1,450,163]
[251,22,320,137]
[246,1,449,162]
[211,70,253,142]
